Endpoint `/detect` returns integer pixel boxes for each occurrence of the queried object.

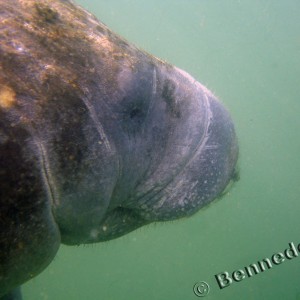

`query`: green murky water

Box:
[23,1,300,299]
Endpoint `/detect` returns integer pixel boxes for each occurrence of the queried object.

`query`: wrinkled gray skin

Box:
[0,0,238,299]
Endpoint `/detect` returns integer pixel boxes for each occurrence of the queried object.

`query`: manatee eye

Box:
[129,107,142,119]
[120,99,148,134]
[122,99,146,121]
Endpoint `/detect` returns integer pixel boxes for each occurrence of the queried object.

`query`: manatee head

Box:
[53,62,239,245]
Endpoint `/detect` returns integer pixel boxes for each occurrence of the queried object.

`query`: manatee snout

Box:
[133,66,239,221]
[122,65,238,222]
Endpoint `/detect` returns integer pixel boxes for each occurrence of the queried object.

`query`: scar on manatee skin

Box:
[0,85,16,109]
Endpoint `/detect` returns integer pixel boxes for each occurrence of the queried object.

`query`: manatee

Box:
[0,0,239,299]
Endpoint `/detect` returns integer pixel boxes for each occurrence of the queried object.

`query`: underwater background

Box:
[23,0,300,299]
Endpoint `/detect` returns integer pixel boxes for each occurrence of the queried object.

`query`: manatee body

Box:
[0,0,238,298]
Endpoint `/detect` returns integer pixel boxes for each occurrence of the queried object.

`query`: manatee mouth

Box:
[60,206,149,245]
[59,166,239,246]
[61,171,239,246]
